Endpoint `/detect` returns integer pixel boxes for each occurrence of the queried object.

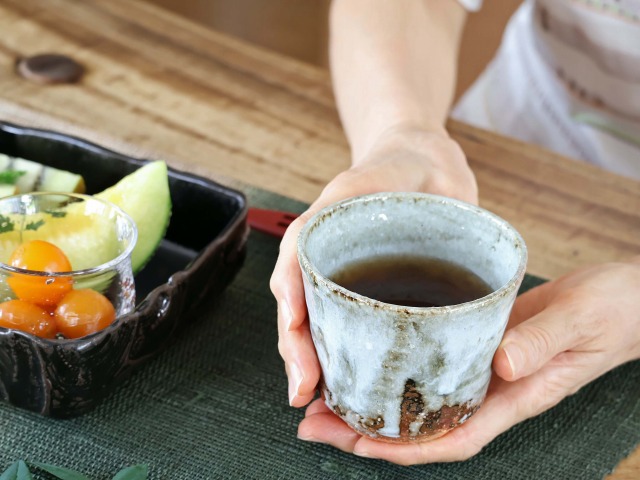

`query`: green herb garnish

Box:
[0,170,26,185]
[25,219,45,231]
[44,210,67,218]
[0,214,14,234]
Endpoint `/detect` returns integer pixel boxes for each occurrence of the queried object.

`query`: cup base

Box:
[323,385,481,444]
[357,428,451,444]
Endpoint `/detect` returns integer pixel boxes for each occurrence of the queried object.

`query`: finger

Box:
[492,282,553,381]
[271,177,368,409]
[271,210,322,407]
[271,215,309,333]
[351,416,486,465]
[494,300,586,381]
[283,362,315,407]
[298,399,361,452]
[270,175,361,333]
[279,317,321,407]
[304,397,330,418]
[507,281,554,327]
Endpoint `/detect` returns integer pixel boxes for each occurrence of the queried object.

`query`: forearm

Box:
[329,0,467,163]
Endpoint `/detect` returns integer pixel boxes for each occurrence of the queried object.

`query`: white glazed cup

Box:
[297,192,527,443]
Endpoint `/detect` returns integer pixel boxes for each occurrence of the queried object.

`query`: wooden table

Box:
[0,1,638,477]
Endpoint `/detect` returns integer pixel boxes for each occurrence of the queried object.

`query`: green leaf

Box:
[29,462,90,480]
[47,210,67,218]
[16,462,32,480]
[112,465,148,480]
[0,461,18,480]
[0,461,32,480]
[0,214,14,233]
[25,219,45,231]
[0,170,26,185]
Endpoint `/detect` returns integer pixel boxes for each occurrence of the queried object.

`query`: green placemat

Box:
[0,188,638,480]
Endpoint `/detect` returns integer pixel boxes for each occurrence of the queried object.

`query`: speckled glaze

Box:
[0,122,249,418]
[298,193,527,442]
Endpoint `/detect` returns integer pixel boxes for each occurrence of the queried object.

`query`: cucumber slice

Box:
[38,166,86,193]
[0,155,10,171]
[12,159,43,192]
[0,155,86,195]
[95,161,171,273]
[0,185,17,197]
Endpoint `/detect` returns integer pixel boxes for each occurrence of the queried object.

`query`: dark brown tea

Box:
[331,255,493,308]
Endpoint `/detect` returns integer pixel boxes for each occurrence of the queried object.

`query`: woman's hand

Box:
[270,125,477,408]
[295,258,640,465]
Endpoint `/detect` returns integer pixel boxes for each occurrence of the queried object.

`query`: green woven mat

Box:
[0,188,638,480]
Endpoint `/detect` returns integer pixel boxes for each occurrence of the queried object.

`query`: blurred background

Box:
[145,0,522,101]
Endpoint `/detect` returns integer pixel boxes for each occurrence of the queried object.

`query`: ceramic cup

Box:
[297,192,527,443]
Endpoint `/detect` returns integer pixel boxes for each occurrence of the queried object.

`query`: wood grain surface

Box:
[0,1,638,477]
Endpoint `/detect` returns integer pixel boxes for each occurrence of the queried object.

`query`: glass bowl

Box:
[0,193,137,332]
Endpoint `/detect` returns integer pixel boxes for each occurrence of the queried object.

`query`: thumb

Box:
[493,303,583,381]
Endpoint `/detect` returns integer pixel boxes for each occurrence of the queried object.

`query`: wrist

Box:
[353,122,450,166]
[344,122,478,205]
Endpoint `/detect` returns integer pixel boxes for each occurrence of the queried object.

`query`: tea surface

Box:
[331,255,493,307]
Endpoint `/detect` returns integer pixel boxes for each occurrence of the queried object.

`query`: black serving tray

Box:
[0,121,249,418]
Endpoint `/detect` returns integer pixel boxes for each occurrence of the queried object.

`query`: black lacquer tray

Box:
[0,121,249,418]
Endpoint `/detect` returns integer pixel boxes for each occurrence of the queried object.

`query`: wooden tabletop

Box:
[0,0,638,477]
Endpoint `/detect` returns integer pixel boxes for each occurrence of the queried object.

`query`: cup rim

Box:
[297,192,528,315]
[0,192,138,277]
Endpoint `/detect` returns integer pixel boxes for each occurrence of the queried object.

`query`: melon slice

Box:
[95,161,171,273]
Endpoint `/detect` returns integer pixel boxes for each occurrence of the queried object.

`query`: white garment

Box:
[453,0,640,180]
[456,0,482,12]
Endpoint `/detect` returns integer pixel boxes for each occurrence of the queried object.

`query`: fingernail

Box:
[353,449,373,458]
[280,299,294,331]
[297,433,321,443]
[501,341,520,378]
[288,362,303,406]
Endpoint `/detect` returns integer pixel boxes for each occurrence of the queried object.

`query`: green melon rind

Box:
[95,161,171,273]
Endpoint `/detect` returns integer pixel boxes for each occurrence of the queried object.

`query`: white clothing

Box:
[453,0,640,180]
[456,0,482,12]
